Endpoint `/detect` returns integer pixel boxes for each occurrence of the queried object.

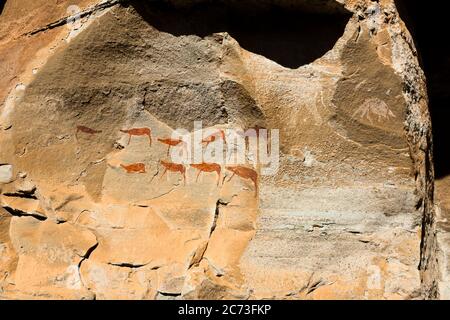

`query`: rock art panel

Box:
[0,0,435,300]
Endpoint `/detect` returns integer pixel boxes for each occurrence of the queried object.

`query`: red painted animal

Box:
[76,125,102,138]
[236,126,270,153]
[120,128,152,146]
[158,138,186,156]
[120,163,146,174]
[236,125,267,137]
[160,160,186,185]
[190,163,221,185]
[226,165,258,197]
[202,130,227,147]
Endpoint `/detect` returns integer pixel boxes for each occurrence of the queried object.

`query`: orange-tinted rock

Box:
[0,0,436,300]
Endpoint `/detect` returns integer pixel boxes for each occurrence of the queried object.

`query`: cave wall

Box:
[0,0,435,299]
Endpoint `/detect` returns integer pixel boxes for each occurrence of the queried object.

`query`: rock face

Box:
[393,0,450,300]
[0,0,437,299]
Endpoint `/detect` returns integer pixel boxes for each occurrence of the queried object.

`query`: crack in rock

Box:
[2,206,47,221]
[189,199,227,271]
[23,0,125,37]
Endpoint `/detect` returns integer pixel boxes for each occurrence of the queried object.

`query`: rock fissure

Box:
[188,200,225,271]
[2,193,37,200]
[22,0,125,37]
[77,241,99,298]
[108,262,149,269]
[2,206,47,221]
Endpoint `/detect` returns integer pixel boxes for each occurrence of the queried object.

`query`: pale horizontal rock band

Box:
[0,0,442,299]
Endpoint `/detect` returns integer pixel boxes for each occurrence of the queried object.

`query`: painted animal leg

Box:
[216,171,221,186]
[127,134,132,145]
[159,168,168,180]
[182,144,188,155]
[227,172,235,183]
[196,170,202,182]
[253,179,258,197]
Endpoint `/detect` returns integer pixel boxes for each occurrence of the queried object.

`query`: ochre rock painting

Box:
[0,0,439,301]
[120,127,152,146]
[226,166,258,197]
[159,160,186,185]
[76,125,102,138]
[191,163,222,186]
[157,138,187,156]
[120,163,146,174]
[202,129,227,147]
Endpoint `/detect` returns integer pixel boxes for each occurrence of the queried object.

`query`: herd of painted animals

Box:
[76,125,259,196]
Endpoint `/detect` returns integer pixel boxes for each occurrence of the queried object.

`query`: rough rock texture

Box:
[0,0,437,299]
[393,0,450,300]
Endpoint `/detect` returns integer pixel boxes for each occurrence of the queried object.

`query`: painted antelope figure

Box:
[120,163,146,174]
[160,160,186,185]
[76,125,102,138]
[190,163,221,186]
[157,138,187,156]
[236,126,270,153]
[202,129,227,148]
[352,98,396,124]
[120,127,152,146]
[226,165,258,197]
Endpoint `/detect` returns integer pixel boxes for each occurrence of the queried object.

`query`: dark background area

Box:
[131,0,351,69]
[0,1,6,15]
[395,0,450,179]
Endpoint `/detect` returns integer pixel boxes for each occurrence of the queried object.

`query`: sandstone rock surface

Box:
[0,0,437,299]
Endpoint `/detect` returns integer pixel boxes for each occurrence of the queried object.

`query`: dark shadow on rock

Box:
[0,1,6,15]
[395,0,450,179]
[129,0,351,69]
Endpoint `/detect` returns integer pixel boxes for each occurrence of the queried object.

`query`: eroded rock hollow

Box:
[0,0,441,299]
